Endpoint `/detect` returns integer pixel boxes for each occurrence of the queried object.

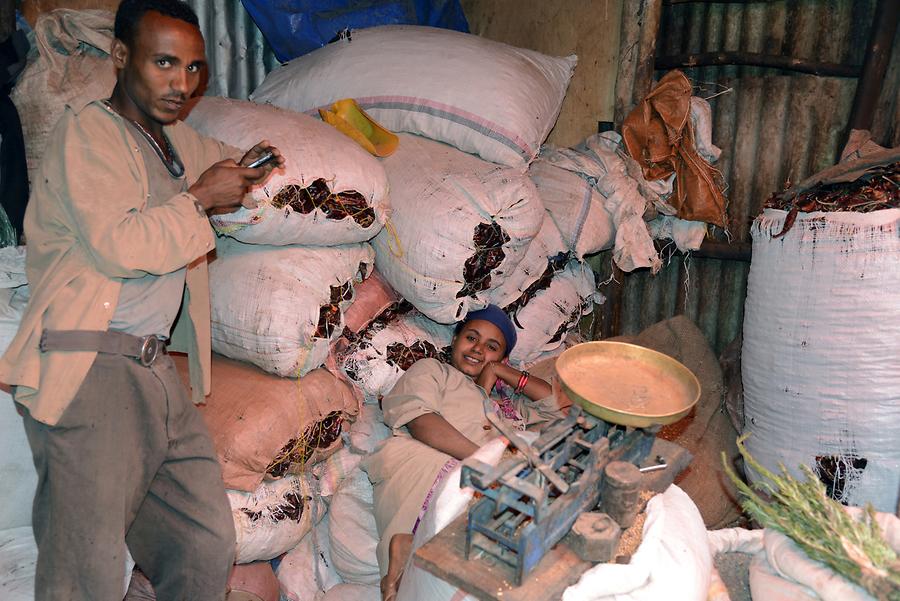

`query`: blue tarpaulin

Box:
[240,0,469,63]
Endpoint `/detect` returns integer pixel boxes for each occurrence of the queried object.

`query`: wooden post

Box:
[845,0,899,141]
[598,0,663,340]
[0,0,15,43]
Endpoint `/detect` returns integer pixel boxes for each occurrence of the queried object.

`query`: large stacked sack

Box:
[744,201,900,512]
[335,302,454,401]
[184,97,390,246]
[486,217,600,365]
[372,133,544,323]
[250,25,575,167]
[172,353,360,493]
[209,236,374,377]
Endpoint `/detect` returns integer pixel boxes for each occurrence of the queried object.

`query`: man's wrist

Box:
[187,193,209,217]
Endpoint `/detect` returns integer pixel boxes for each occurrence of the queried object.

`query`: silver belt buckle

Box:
[139,336,160,367]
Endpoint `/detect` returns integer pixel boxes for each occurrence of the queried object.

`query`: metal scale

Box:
[459,341,700,586]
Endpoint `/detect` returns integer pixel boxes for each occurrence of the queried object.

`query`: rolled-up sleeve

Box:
[381,358,447,432]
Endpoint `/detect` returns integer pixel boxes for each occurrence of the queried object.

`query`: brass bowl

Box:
[555,341,701,428]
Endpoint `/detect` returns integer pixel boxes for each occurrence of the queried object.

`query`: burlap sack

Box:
[622,70,727,228]
[616,315,742,529]
[11,9,117,184]
[173,353,360,492]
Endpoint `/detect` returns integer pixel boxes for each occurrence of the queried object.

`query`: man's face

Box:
[111,11,206,128]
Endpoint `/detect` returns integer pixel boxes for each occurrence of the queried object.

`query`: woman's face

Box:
[450,319,507,379]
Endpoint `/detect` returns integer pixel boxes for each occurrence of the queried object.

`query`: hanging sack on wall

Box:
[209,236,374,377]
[528,159,616,259]
[11,9,117,185]
[250,25,575,167]
[743,207,900,512]
[228,474,327,563]
[184,97,390,246]
[372,133,544,323]
[173,353,360,492]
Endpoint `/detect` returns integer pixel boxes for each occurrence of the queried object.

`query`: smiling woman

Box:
[360,304,561,600]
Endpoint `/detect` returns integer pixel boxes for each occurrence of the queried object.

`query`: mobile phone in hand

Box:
[247,151,276,169]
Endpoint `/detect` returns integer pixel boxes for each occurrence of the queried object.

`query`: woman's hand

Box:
[476,361,499,392]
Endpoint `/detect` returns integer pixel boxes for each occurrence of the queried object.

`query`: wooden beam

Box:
[602,0,663,341]
[846,0,899,134]
[656,51,861,78]
[656,239,752,262]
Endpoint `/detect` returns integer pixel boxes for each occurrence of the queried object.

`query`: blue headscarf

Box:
[456,304,517,357]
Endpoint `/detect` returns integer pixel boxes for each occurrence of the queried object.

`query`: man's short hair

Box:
[114,0,201,47]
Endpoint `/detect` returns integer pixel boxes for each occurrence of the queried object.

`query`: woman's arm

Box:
[477,361,552,401]
[406,413,479,460]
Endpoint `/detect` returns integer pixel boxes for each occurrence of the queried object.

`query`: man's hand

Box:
[188,159,264,214]
[240,140,285,184]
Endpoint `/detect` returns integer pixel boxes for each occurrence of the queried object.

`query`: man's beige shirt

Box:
[0,99,236,425]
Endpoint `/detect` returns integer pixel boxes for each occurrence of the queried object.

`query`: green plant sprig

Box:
[722,434,900,601]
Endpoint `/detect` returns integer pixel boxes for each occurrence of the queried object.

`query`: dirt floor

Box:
[716,552,753,601]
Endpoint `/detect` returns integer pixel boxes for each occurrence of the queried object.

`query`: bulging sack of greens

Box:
[209,236,374,377]
[183,97,390,246]
[372,134,544,323]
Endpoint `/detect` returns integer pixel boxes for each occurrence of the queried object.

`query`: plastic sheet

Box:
[240,0,468,62]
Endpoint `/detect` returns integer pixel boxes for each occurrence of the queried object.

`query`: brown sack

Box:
[622,70,727,228]
[173,353,360,492]
[614,316,743,529]
[11,9,117,184]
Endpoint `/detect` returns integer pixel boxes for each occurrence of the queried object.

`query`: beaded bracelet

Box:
[515,371,530,394]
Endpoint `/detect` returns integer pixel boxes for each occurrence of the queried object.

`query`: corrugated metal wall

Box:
[187,0,278,99]
[591,0,899,354]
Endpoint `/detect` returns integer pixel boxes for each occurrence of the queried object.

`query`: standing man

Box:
[0,1,284,599]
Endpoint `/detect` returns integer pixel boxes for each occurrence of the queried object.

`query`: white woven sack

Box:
[276,513,342,601]
[210,237,374,377]
[743,208,900,511]
[396,438,507,601]
[487,215,568,310]
[321,584,381,601]
[314,406,391,497]
[561,485,711,601]
[250,25,576,167]
[0,527,133,601]
[528,159,615,259]
[507,260,599,366]
[372,134,544,323]
[184,97,389,246]
[228,474,326,563]
[328,467,380,585]
[11,10,117,184]
[340,311,454,401]
[0,248,32,531]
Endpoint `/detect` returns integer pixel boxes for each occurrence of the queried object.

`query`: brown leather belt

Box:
[40,329,167,367]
